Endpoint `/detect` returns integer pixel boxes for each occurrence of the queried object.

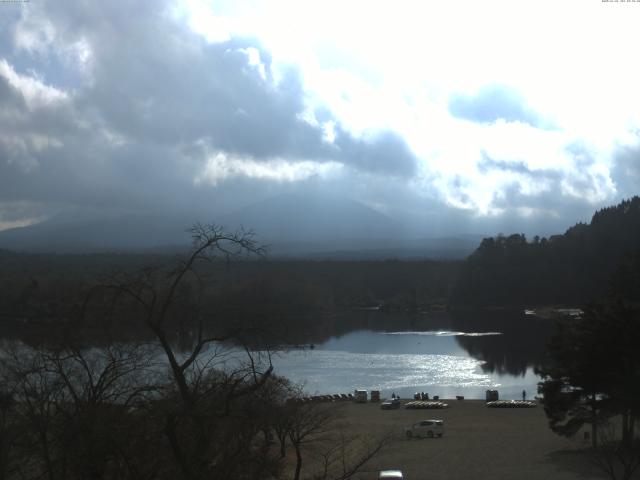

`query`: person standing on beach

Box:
[522,390,526,401]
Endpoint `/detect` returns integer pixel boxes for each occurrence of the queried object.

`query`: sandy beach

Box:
[324,399,608,480]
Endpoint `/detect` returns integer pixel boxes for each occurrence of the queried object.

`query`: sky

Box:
[1,0,639,238]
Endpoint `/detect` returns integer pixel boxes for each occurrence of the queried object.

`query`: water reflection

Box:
[319,329,468,355]
[450,309,554,376]
[1,308,553,399]
[270,347,495,399]
[267,309,554,399]
[284,308,553,377]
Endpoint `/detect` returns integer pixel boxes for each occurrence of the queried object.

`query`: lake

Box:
[257,309,553,400]
[1,309,553,401]
[268,329,540,400]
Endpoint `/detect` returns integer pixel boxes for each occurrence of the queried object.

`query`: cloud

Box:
[1,0,636,241]
[333,128,418,176]
[486,181,603,236]
[0,0,419,222]
[0,199,48,232]
[196,152,343,186]
[448,84,550,129]
[0,71,23,108]
[477,152,560,180]
[464,145,619,234]
[610,140,640,200]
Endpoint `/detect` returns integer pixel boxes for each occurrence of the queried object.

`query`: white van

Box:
[354,390,367,403]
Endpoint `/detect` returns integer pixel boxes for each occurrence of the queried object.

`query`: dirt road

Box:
[335,399,606,480]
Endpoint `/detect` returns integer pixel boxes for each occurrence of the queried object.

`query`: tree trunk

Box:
[622,411,630,448]
[39,429,56,480]
[155,330,193,408]
[591,393,598,449]
[280,438,286,459]
[293,444,303,480]
[0,436,6,480]
[164,415,196,480]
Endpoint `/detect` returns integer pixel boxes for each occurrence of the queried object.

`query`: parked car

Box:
[405,419,444,438]
[380,398,401,409]
[378,470,404,479]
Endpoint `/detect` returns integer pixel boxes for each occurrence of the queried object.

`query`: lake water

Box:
[1,309,552,401]
[268,328,542,400]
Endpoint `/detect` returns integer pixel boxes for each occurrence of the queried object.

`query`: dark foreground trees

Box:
[0,224,390,480]
[537,253,640,479]
[537,303,640,440]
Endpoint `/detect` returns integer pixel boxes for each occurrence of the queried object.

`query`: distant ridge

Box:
[217,193,400,242]
[0,213,195,253]
[0,194,483,258]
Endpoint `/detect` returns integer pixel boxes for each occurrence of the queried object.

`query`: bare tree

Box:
[311,429,394,480]
[0,387,21,480]
[590,420,640,480]
[0,341,162,480]
[287,402,335,480]
[84,225,268,406]
[81,224,278,480]
[283,401,394,480]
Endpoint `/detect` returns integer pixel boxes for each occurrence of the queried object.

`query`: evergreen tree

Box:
[537,260,640,448]
[453,196,640,307]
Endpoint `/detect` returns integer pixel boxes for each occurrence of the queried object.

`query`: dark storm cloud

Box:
[333,128,418,176]
[449,84,548,128]
[0,0,418,218]
[44,1,327,159]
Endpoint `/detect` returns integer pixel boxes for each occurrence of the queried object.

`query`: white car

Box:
[405,419,444,438]
[379,470,404,479]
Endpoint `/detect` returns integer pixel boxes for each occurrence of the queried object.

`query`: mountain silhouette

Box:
[0,194,481,258]
[0,211,196,253]
[0,194,398,252]
[217,193,400,242]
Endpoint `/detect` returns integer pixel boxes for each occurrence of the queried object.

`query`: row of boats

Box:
[286,393,353,404]
[486,400,537,408]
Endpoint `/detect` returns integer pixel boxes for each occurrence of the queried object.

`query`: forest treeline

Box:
[2,196,640,339]
[452,196,640,307]
[0,248,460,346]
